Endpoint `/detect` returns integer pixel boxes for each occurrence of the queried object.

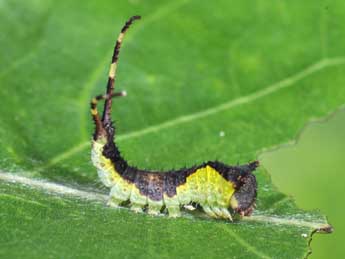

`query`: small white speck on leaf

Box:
[219,131,225,137]
[301,233,308,238]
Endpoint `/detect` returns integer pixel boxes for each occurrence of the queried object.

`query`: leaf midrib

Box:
[0,171,330,231]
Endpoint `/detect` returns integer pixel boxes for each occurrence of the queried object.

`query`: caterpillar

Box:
[90,15,258,220]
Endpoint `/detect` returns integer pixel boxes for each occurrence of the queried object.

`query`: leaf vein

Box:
[221,226,271,259]
[43,57,345,168]
[0,171,332,232]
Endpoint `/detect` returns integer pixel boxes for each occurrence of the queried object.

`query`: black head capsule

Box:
[230,161,259,216]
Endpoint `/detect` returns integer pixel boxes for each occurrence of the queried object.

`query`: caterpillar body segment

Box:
[91,138,258,218]
[90,16,259,220]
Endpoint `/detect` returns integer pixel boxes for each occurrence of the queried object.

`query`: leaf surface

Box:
[1,0,344,258]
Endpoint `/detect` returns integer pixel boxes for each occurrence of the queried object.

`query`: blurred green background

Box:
[261,108,345,259]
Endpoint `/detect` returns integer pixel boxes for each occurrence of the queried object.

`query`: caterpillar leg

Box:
[107,182,126,207]
[147,199,163,216]
[211,207,233,221]
[212,207,225,218]
[107,197,123,208]
[202,205,219,218]
[167,206,181,218]
[129,187,147,213]
[130,204,145,213]
[220,208,233,221]
[108,181,132,207]
[164,195,181,218]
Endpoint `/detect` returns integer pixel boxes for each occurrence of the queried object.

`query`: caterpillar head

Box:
[230,161,258,216]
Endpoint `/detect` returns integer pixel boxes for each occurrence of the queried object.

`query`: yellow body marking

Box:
[176,166,235,208]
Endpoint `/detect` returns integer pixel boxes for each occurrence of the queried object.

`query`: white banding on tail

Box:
[118,32,125,42]
[108,63,117,78]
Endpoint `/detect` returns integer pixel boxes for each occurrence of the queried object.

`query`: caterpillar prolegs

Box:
[90,16,258,220]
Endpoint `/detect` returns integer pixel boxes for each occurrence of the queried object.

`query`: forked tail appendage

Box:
[90,91,127,140]
[90,15,141,140]
[102,15,141,125]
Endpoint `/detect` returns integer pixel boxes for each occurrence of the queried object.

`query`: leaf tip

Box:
[316,224,333,234]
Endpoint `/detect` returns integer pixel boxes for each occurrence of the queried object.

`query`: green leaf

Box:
[1,0,344,258]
